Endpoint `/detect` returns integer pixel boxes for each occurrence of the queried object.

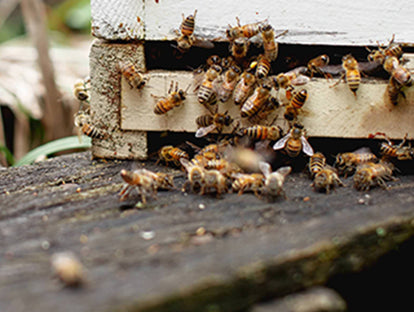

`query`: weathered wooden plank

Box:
[1,152,414,311]
[120,54,414,139]
[91,0,414,45]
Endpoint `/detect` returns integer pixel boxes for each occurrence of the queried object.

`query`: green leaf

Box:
[0,144,15,166]
[14,136,92,167]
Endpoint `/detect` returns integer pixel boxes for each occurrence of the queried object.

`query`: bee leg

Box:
[329,73,345,88]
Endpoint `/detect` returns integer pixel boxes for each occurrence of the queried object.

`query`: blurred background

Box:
[0,0,91,166]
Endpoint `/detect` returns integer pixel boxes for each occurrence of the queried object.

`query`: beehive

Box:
[89,0,414,160]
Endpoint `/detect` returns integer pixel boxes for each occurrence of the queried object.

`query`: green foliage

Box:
[14,135,92,167]
[0,144,15,166]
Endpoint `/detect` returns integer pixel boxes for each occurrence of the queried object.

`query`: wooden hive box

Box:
[89,0,414,160]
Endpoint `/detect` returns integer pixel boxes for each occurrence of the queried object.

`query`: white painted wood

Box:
[92,0,414,45]
[121,54,414,140]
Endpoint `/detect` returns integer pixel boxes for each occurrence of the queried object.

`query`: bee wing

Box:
[259,161,272,178]
[193,37,215,49]
[291,75,310,86]
[352,147,372,154]
[273,133,291,150]
[195,124,217,138]
[276,166,292,177]
[179,158,192,171]
[301,136,314,156]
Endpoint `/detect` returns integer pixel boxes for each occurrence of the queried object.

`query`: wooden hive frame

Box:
[89,0,414,160]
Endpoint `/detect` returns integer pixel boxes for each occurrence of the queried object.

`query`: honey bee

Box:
[334,147,378,177]
[369,132,413,160]
[226,17,264,41]
[231,173,265,196]
[273,123,314,157]
[312,166,344,194]
[230,36,250,62]
[74,113,109,140]
[254,54,272,79]
[383,56,412,87]
[180,158,205,194]
[217,65,242,102]
[153,172,176,190]
[174,10,214,53]
[240,125,283,141]
[367,35,404,64]
[195,108,234,138]
[259,161,292,198]
[330,54,360,97]
[153,81,189,115]
[307,54,330,78]
[272,67,309,91]
[259,25,287,62]
[283,89,308,122]
[386,76,404,106]
[200,169,228,196]
[158,145,189,167]
[353,161,396,191]
[51,252,85,287]
[241,83,273,118]
[233,70,256,105]
[119,169,158,203]
[73,77,91,102]
[205,159,241,177]
[197,64,222,105]
[308,152,326,178]
[119,61,148,89]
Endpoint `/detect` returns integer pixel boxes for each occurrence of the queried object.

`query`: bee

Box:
[241,83,273,118]
[217,65,242,102]
[383,56,412,87]
[206,54,222,68]
[230,36,250,62]
[233,70,256,105]
[119,169,158,203]
[74,113,109,140]
[197,65,222,105]
[369,132,414,160]
[73,77,91,102]
[273,123,314,157]
[200,169,228,196]
[353,161,396,191]
[312,166,344,194]
[153,81,189,115]
[231,173,265,196]
[307,54,330,78]
[333,54,360,96]
[260,25,287,61]
[259,161,292,198]
[158,145,189,167]
[240,125,283,141]
[226,17,264,41]
[205,159,241,177]
[308,152,326,178]
[386,76,404,105]
[195,108,234,138]
[119,61,147,89]
[154,172,176,190]
[283,89,308,122]
[254,54,272,79]
[180,158,205,194]
[51,252,85,287]
[334,147,378,177]
[367,35,404,64]
[272,67,309,91]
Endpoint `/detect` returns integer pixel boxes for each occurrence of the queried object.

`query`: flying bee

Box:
[196,64,222,105]
[334,147,378,177]
[153,81,189,115]
[233,70,256,105]
[353,161,396,191]
[312,166,344,194]
[240,125,283,141]
[119,61,148,89]
[231,173,265,196]
[119,169,158,203]
[273,123,314,157]
[308,152,326,178]
[180,158,205,194]
[158,145,189,167]
[51,252,85,287]
[259,25,287,62]
[330,54,360,97]
[307,54,330,78]
[217,65,242,102]
[254,54,272,79]
[226,17,264,41]
[200,169,228,197]
[195,108,234,138]
[283,89,308,122]
[241,82,273,118]
[73,77,91,102]
[230,36,250,63]
[369,132,414,161]
[272,67,309,91]
[74,113,109,140]
[259,161,292,198]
